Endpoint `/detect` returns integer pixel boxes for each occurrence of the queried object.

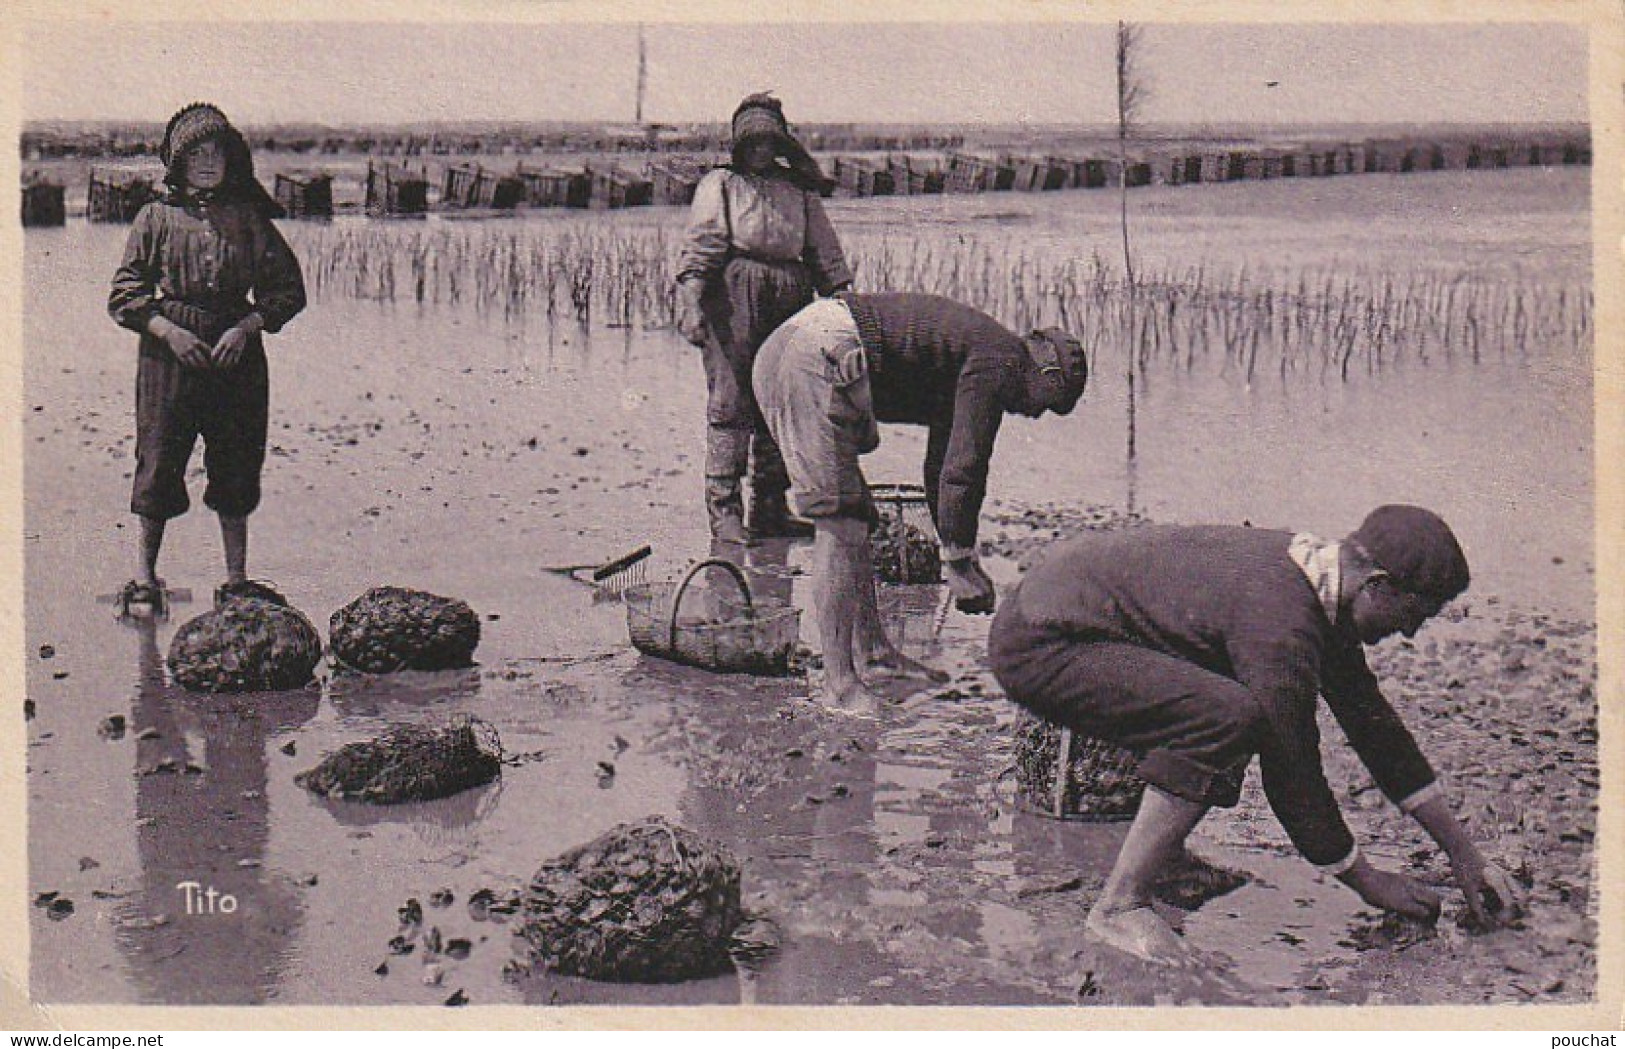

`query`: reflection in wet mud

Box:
[116,620,316,1004]
[324,667,484,721]
[752,713,882,1005]
[722,535,798,612]
[311,779,504,851]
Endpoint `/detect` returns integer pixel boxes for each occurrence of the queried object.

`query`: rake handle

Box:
[543,544,653,580]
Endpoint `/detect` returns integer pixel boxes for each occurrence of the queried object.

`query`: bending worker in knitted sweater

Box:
[675,94,852,544]
[989,506,1525,965]
[754,292,1088,712]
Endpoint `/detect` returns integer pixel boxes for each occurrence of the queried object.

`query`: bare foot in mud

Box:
[1087,905,1195,967]
[859,647,949,684]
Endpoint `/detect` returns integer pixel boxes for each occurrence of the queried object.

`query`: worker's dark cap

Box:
[1024,328,1089,415]
[1350,504,1470,605]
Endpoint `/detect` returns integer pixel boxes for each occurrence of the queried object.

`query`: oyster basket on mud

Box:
[625,558,799,676]
[1013,710,1147,821]
[869,482,942,584]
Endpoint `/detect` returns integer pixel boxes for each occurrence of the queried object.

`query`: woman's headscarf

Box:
[729,94,833,195]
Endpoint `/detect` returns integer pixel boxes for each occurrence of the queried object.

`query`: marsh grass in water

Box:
[852,238,1591,383]
[292,222,1590,383]
[300,222,677,329]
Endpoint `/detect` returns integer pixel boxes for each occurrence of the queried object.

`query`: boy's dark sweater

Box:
[839,292,1026,552]
[1014,524,1437,867]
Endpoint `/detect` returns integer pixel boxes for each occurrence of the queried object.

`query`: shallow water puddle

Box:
[1180,849,1369,995]
[875,762,954,795]
[976,900,1042,962]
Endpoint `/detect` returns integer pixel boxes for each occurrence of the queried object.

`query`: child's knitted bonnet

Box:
[161,103,241,183]
[158,102,283,216]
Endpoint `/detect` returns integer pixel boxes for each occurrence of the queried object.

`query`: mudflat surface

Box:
[22,166,1596,1008]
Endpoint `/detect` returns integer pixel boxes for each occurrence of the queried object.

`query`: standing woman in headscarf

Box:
[675,94,853,544]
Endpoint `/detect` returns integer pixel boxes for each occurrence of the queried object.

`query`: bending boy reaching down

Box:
[989,506,1524,964]
[754,292,1088,712]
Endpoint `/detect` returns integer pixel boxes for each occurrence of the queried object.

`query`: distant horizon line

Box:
[21,117,1591,133]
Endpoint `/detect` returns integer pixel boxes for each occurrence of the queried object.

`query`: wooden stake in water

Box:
[1053,728,1073,818]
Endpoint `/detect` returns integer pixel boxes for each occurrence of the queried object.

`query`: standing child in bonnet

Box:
[109,103,306,611]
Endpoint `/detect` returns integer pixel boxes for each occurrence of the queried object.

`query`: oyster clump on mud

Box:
[295,715,502,803]
[515,817,744,983]
[167,598,323,693]
[329,586,481,673]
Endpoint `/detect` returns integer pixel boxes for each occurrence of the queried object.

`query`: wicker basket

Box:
[1013,711,1147,821]
[626,558,800,676]
[869,482,942,584]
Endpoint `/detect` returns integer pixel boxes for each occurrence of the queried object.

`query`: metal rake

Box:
[542,544,653,597]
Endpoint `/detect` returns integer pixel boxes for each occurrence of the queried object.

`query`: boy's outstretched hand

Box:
[1449,849,1526,928]
[1338,856,1442,923]
[1407,792,1526,928]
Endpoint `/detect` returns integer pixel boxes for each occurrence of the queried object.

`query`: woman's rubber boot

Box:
[747,431,815,540]
[707,477,751,546]
[706,427,753,546]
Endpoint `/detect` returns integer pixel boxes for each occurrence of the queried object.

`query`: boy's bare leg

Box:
[137,515,165,587]
[1088,785,1209,965]
[219,514,248,584]
[812,517,883,714]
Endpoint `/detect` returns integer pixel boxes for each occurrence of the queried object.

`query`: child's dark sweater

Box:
[839,292,1026,553]
[1014,523,1438,867]
[110,198,305,351]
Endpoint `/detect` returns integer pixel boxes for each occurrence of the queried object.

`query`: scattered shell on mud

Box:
[1154,852,1250,911]
[982,502,1150,569]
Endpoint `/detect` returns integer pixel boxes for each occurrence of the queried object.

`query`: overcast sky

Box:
[19,19,1589,127]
